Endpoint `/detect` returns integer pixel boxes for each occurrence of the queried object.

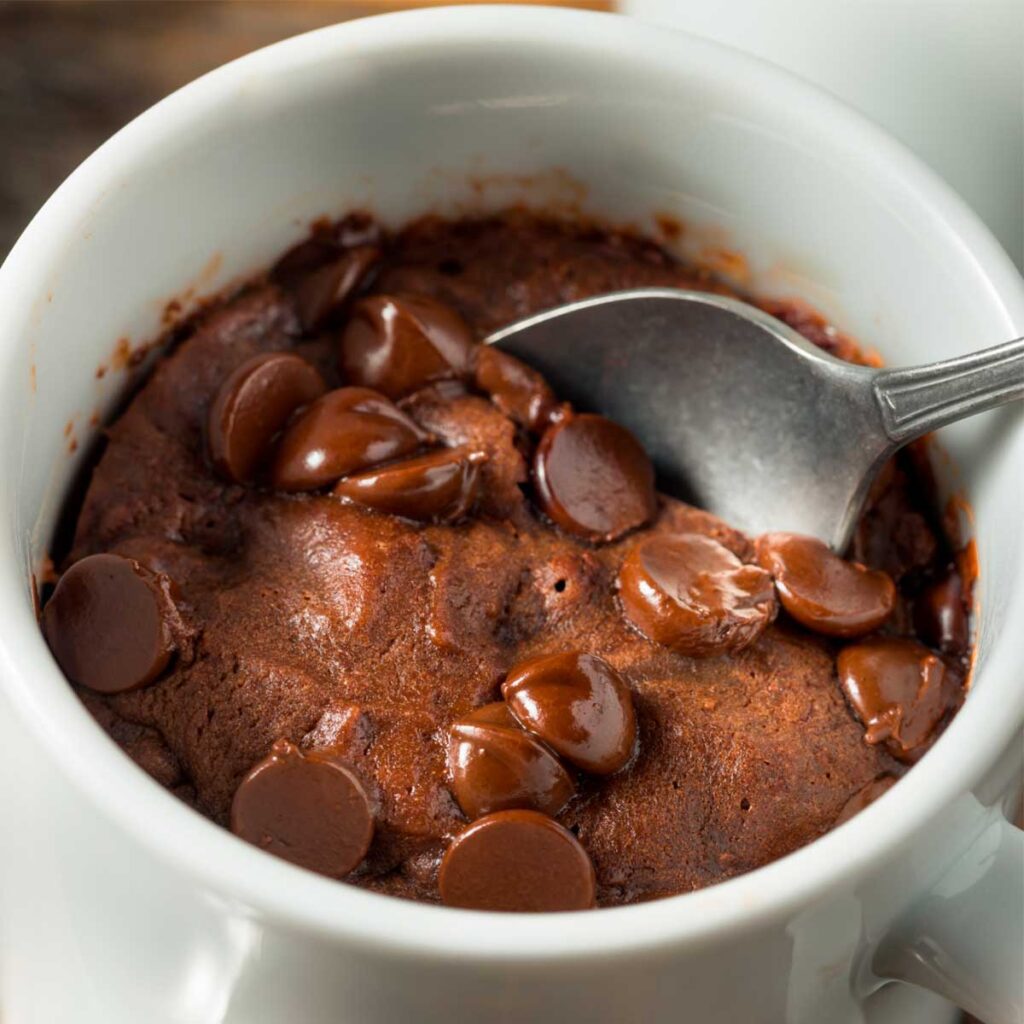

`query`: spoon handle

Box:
[872,336,1024,445]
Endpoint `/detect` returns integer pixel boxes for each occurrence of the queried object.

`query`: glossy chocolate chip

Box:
[473,346,559,433]
[231,739,374,878]
[502,652,636,775]
[333,445,487,523]
[42,553,177,694]
[208,352,326,484]
[271,237,340,290]
[270,215,380,290]
[448,703,576,820]
[913,571,969,654]
[837,638,961,762]
[833,775,898,825]
[271,386,430,492]
[439,809,596,912]
[755,532,896,638]
[619,533,777,657]
[338,294,476,400]
[533,413,656,542]
[292,246,380,332]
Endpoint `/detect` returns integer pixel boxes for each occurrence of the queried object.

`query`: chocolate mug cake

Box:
[41,211,970,911]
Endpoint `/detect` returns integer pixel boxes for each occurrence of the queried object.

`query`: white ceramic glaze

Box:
[0,8,1021,1024]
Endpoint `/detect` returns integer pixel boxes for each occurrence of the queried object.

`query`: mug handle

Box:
[874,807,1024,1024]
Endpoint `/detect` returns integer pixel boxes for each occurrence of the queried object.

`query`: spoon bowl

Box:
[488,289,1024,550]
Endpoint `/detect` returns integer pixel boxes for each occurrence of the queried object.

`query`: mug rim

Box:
[0,5,1022,961]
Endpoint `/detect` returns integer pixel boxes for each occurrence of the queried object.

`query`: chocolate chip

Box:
[271,386,430,492]
[332,445,487,523]
[42,553,178,694]
[755,533,896,638]
[231,739,374,878]
[833,775,897,825]
[292,247,380,332]
[502,651,636,775]
[271,238,341,290]
[913,571,969,654]
[837,638,961,762]
[618,533,777,656]
[473,346,559,433]
[270,214,381,290]
[208,352,326,484]
[533,413,656,541]
[753,532,897,634]
[447,703,576,820]
[439,809,596,912]
[338,294,476,400]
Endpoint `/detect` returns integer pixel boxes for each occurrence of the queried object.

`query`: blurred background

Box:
[1,0,1021,268]
[0,0,615,256]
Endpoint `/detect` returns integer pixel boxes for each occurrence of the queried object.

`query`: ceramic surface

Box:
[0,8,1021,1023]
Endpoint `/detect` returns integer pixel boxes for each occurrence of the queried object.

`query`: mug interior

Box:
[0,7,1022,956]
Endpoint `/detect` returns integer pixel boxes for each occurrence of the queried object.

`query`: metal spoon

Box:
[486,289,1024,551]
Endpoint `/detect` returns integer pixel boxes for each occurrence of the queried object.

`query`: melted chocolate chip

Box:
[755,532,896,638]
[292,247,380,332]
[231,739,374,878]
[208,352,326,484]
[833,775,898,825]
[271,237,341,290]
[837,638,961,762]
[439,809,596,912]
[619,533,777,657]
[533,413,656,541]
[42,553,177,694]
[338,294,476,399]
[271,386,430,492]
[913,571,969,655]
[447,703,576,820]
[502,651,636,775]
[473,346,559,433]
[332,446,487,523]
[271,213,381,289]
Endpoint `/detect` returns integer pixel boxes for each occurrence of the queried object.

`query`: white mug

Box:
[0,9,1021,1024]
